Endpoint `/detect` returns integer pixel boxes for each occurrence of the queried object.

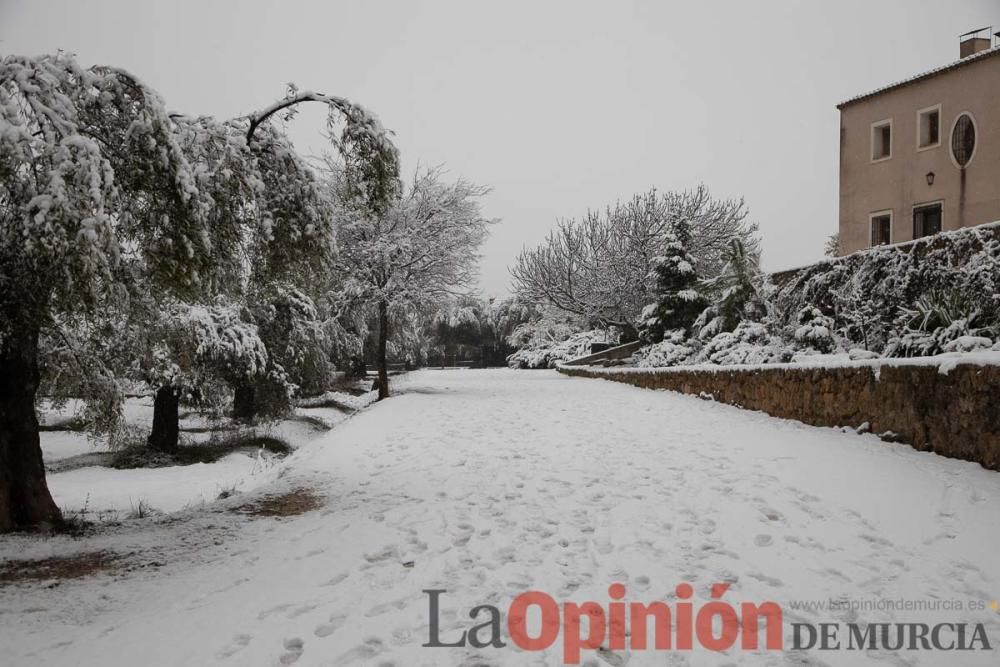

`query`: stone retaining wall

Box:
[558,362,1000,470]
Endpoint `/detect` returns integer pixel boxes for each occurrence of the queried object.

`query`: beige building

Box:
[837,29,1000,254]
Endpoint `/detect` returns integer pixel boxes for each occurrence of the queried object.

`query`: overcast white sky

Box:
[2,0,996,295]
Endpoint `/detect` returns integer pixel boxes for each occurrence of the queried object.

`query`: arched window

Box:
[950,113,977,168]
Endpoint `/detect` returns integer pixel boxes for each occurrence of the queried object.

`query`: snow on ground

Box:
[48,452,281,519]
[36,391,376,520]
[3,369,1000,666]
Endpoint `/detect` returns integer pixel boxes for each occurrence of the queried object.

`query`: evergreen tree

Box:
[639,234,707,342]
[695,238,767,338]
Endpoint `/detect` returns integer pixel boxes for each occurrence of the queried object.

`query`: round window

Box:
[951,113,976,167]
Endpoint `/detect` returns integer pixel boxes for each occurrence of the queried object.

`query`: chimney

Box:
[959,26,994,58]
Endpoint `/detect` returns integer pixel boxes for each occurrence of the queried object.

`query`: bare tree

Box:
[331,167,495,399]
[510,186,757,336]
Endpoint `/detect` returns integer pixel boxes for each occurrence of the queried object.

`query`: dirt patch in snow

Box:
[111,434,292,469]
[231,488,324,517]
[0,551,124,585]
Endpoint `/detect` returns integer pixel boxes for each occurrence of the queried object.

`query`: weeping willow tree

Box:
[0,53,398,530]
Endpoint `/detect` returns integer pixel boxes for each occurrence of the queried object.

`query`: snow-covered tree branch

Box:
[329,166,495,398]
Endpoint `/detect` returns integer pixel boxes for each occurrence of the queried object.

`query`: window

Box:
[871,119,892,161]
[950,112,977,168]
[913,202,943,239]
[870,211,892,247]
[917,105,940,149]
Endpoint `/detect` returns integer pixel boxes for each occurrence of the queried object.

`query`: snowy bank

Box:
[560,352,1000,470]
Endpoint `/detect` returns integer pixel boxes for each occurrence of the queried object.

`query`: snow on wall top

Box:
[562,350,1000,378]
[770,220,1000,280]
[837,45,1000,109]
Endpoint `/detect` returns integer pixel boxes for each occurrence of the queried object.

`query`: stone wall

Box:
[558,362,1000,470]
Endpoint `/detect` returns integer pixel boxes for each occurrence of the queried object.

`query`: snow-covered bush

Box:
[507,329,619,369]
[771,224,1000,352]
[792,306,836,354]
[885,293,997,358]
[696,321,792,366]
[635,330,699,367]
[943,336,994,353]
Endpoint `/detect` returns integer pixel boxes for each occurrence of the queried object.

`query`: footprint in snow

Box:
[215,633,252,659]
[759,507,783,523]
[747,571,784,587]
[363,545,400,563]
[754,534,774,547]
[314,613,347,638]
[596,646,630,666]
[279,637,304,665]
[390,625,413,645]
[320,572,350,587]
[334,637,385,664]
[258,603,294,620]
[287,604,317,619]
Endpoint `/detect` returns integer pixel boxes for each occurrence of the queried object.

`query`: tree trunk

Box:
[0,324,63,532]
[232,383,256,423]
[147,386,179,453]
[377,300,389,400]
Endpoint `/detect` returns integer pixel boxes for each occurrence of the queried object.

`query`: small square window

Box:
[871,119,892,161]
[870,213,891,246]
[917,106,941,149]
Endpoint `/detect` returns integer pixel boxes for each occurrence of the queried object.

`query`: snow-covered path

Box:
[3,369,999,666]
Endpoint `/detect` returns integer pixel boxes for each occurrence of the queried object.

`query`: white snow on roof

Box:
[838,44,1000,108]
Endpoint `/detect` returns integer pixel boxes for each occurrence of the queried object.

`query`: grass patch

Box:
[38,416,90,432]
[231,488,324,517]
[296,395,357,411]
[0,551,122,584]
[286,413,334,430]
[111,432,291,469]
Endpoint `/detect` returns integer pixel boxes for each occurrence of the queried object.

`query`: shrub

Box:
[697,321,792,366]
[792,307,836,354]
[635,330,699,367]
[885,292,997,357]
[507,329,619,369]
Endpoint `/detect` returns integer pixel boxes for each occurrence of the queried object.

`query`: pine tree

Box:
[639,235,707,342]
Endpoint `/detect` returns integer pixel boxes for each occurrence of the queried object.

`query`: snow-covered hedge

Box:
[630,224,1000,370]
[507,329,619,369]
[771,222,1000,351]
[636,322,794,368]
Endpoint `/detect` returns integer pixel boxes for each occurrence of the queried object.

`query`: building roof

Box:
[837,44,1000,109]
